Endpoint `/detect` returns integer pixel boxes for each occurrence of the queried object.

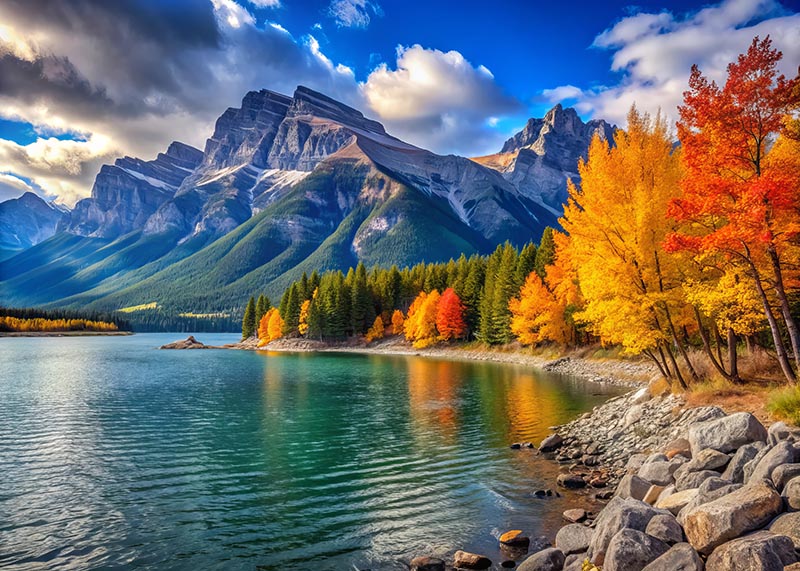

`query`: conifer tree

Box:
[282,283,302,334]
[515,243,537,287]
[351,262,370,334]
[490,243,519,344]
[242,296,256,339]
[534,228,556,278]
[255,294,270,329]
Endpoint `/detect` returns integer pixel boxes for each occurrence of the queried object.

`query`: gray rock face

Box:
[782,476,800,510]
[722,442,765,483]
[476,104,615,212]
[64,141,202,238]
[645,513,684,544]
[603,529,669,571]
[0,192,68,257]
[615,474,652,500]
[681,449,730,473]
[516,547,565,571]
[639,461,680,486]
[641,542,704,571]
[772,463,800,490]
[588,497,666,565]
[555,523,593,555]
[705,530,797,570]
[682,480,782,554]
[769,511,800,549]
[747,441,796,483]
[675,470,719,492]
[688,412,768,455]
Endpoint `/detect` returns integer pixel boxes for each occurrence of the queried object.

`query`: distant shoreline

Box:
[0,331,133,337]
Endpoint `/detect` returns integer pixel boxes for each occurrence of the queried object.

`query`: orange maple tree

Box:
[666,36,800,382]
[436,287,467,341]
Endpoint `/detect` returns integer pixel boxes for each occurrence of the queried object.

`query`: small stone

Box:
[642,484,666,505]
[453,550,492,570]
[664,437,692,459]
[557,473,586,489]
[411,556,445,571]
[562,508,587,523]
[539,434,564,453]
[500,530,530,549]
[705,530,797,570]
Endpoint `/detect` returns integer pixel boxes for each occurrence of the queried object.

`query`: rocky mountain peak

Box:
[289,86,386,135]
[0,192,69,257]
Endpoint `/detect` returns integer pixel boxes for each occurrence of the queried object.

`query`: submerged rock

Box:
[160,335,210,349]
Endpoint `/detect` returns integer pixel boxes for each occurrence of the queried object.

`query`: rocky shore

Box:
[416,387,800,571]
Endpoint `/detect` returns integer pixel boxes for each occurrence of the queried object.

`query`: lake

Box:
[0,333,622,570]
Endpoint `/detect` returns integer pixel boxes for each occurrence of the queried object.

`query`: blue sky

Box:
[0,0,798,204]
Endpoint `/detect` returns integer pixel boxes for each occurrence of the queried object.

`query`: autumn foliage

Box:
[436,288,467,341]
[0,316,119,333]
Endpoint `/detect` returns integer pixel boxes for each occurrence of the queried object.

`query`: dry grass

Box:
[685,376,777,424]
[768,385,800,425]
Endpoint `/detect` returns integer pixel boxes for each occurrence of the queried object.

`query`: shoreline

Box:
[0,331,133,337]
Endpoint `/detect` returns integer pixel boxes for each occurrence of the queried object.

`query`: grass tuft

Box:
[768,385,800,425]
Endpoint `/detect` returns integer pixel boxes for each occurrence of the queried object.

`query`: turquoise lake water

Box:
[0,334,621,570]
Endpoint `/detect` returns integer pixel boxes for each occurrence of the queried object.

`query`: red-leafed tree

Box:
[665,36,800,382]
[436,287,467,341]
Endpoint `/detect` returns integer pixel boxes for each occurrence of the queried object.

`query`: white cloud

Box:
[361,45,521,155]
[328,0,382,29]
[0,135,118,206]
[0,172,38,202]
[0,0,523,202]
[248,0,281,7]
[543,0,800,127]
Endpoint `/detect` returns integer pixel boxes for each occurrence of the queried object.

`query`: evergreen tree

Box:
[299,272,309,300]
[515,242,537,286]
[478,245,502,342]
[461,256,485,336]
[534,227,556,278]
[282,283,302,334]
[351,262,370,334]
[255,294,271,328]
[242,296,256,339]
[490,243,519,344]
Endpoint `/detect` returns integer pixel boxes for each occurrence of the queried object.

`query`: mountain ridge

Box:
[1,86,609,326]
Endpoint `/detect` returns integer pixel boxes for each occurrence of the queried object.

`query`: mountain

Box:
[0,192,69,261]
[473,104,614,214]
[1,87,596,326]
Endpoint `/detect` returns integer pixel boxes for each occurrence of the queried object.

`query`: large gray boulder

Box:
[677,479,743,526]
[746,441,796,483]
[639,461,680,486]
[603,529,669,571]
[705,530,797,570]
[771,463,800,490]
[680,449,730,473]
[656,488,699,516]
[688,412,767,455]
[645,513,684,544]
[615,474,652,501]
[721,442,765,483]
[674,469,719,492]
[781,476,800,511]
[555,524,593,556]
[516,547,565,571]
[641,542,704,571]
[682,480,783,554]
[588,497,665,565]
[769,511,800,549]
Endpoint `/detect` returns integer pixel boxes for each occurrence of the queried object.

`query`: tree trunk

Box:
[750,259,797,382]
[712,321,725,366]
[727,327,741,383]
[644,349,669,379]
[664,306,699,382]
[662,340,688,390]
[693,306,731,380]
[768,246,800,373]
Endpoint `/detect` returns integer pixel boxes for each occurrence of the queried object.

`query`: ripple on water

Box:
[0,334,622,570]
